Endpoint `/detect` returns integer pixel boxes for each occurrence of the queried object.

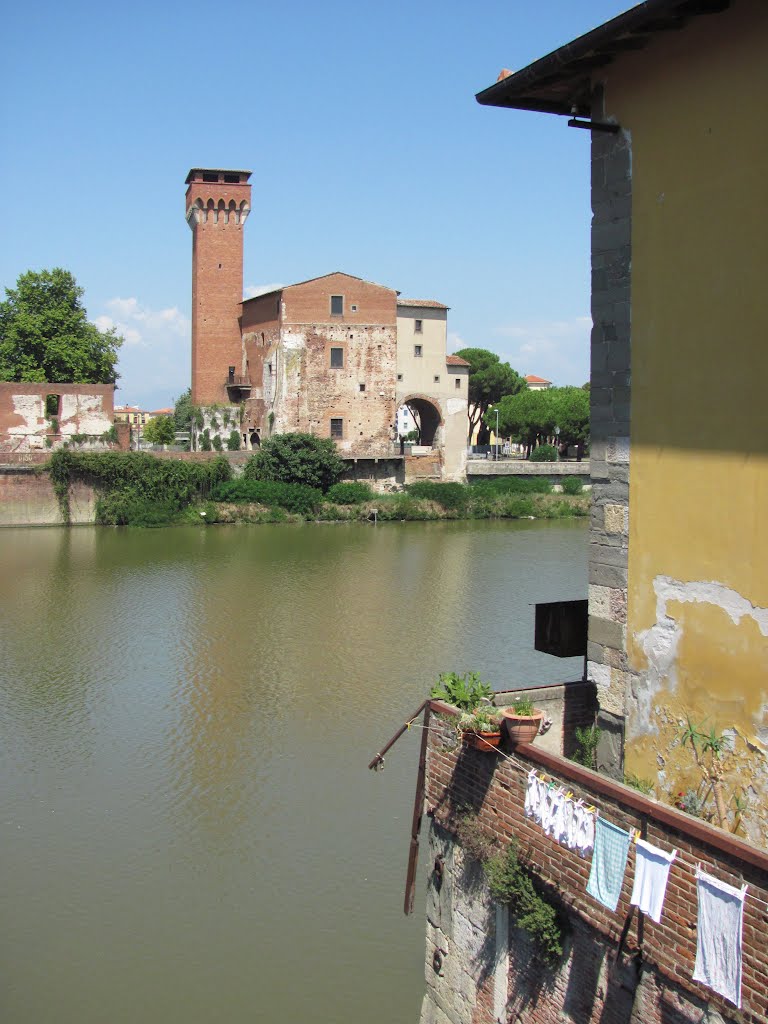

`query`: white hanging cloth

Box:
[629,838,676,923]
[692,866,747,1008]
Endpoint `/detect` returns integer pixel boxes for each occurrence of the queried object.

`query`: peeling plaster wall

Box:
[588,0,768,837]
[0,383,115,452]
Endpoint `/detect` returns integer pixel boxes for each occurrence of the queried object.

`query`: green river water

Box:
[0,519,587,1023]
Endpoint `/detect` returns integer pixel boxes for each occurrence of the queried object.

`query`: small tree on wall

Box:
[143,415,176,447]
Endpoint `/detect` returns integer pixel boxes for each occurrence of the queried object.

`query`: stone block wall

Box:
[587,93,633,776]
[418,703,768,1024]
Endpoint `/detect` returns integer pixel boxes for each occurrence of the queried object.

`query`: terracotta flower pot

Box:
[500,708,544,745]
[464,730,502,752]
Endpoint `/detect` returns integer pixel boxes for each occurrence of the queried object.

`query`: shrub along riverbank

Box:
[46,450,589,527]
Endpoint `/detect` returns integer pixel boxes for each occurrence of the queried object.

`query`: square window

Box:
[330,347,344,369]
[350,304,358,312]
[455,377,461,389]
[330,295,344,316]
[434,375,440,383]
[397,373,403,381]
[359,383,366,392]
[415,319,423,333]
[414,345,422,357]
[330,417,344,439]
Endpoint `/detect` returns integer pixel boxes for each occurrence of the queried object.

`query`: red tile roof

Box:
[525,374,552,384]
[397,298,449,309]
[446,354,471,367]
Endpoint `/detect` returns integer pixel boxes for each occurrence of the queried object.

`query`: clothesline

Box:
[407,720,768,913]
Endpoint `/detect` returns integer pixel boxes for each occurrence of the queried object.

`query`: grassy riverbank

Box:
[46,450,589,527]
[205,491,589,525]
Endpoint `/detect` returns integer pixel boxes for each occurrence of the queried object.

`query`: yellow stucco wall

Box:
[601,0,768,838]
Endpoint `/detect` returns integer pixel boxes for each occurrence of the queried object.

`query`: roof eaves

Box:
[475,0,731,117]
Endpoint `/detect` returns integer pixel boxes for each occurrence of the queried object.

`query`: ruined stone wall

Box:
[240,292,281,441]
[0,383,115,453]
[419,706,768,1024]
[274,275,399,453]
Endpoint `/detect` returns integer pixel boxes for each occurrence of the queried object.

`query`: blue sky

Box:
[2,1,630,410]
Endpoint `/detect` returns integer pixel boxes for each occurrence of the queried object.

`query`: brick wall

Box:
[419,702,768,1024]
[0,468,96,526]
[0,382,115,452]
[186,171,252,406]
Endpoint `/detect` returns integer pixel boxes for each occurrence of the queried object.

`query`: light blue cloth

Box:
[586,817,631,911]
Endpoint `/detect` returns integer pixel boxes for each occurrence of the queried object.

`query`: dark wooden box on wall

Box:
[534,599,588,658]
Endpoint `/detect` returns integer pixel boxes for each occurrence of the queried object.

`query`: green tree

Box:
[0,268,122,383]
[494,388,556,456]
[173,387,196,431]
[142,415,176,446]
[550,386,590,455]
[454,348,525,444]
[243,432,345,492]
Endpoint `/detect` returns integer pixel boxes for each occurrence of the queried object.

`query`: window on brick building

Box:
[330,347,344,369]
[45,394,61,418]
[359,383,366,392]
[414,345,422,357]
[330,418,344,439]
[397,373,403,381]
[330,295,344,316]
[224,174,239,184]
[202,172,219,183]
[434,375,440,383]
[455,377,461,389]
[415,319,423,333]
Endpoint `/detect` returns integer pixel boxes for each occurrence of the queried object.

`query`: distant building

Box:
[184,168,468,480]
[524,374,552,390]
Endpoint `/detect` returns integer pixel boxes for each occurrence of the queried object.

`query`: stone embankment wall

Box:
[419,702,768,1024]
[0,467,95,526]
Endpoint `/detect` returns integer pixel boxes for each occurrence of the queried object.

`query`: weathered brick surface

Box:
[0,382,115,452]
[0,468,95,526]
[420,707,768,1024]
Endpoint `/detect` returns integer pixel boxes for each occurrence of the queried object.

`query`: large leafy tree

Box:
[243,432,345,492]
[454,347,525,444]
[0,268,122,383]
[493,386,590,458]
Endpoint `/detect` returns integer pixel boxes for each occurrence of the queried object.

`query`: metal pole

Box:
[496,408,500,460]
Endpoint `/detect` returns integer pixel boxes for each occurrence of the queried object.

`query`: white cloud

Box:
[96,297,192,408]
[244,282,283,299]
[491,316,591,386]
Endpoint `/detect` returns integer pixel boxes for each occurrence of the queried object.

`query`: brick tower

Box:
[185,168,252,405]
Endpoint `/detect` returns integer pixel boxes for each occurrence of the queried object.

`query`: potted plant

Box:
[499,696,545,746]
[430,671,493,712]
[458,708,503,752]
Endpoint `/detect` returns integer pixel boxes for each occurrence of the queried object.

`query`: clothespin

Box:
[587,805,596,814]
[565,791,574,800]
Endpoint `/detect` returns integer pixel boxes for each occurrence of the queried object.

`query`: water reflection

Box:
[0,520,586,1024]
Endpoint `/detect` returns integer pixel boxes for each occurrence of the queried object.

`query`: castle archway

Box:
[402,395,443,447]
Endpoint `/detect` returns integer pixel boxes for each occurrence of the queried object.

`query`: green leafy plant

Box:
[212,478,322,516]
[226,430,241,451]
[100,425,118,444]
[510,696,535,717]
[212,435,223,451]
[406,481,468,511]
[571,725,601,768]
[454,809,499,863]
[624,771,654,795]
[244,432,345,492]
[326,481,373,504]
[529,444,558,462]
[561,476,583,495]
[49,417,59,434]
[430,671,493,712]
[200,429,212,452]
[458,708,501,734]
[484,842,564,963]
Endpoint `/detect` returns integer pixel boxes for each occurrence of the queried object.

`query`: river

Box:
[0,520,586,1023]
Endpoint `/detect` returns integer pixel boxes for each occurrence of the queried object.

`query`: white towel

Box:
[629,838,676,923]
[692,867,747,1008]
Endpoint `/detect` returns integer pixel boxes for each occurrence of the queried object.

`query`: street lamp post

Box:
[554,425,560,462]
[495,408,500,461]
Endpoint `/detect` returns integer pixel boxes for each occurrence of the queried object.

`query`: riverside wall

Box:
[419,701,768,1024]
